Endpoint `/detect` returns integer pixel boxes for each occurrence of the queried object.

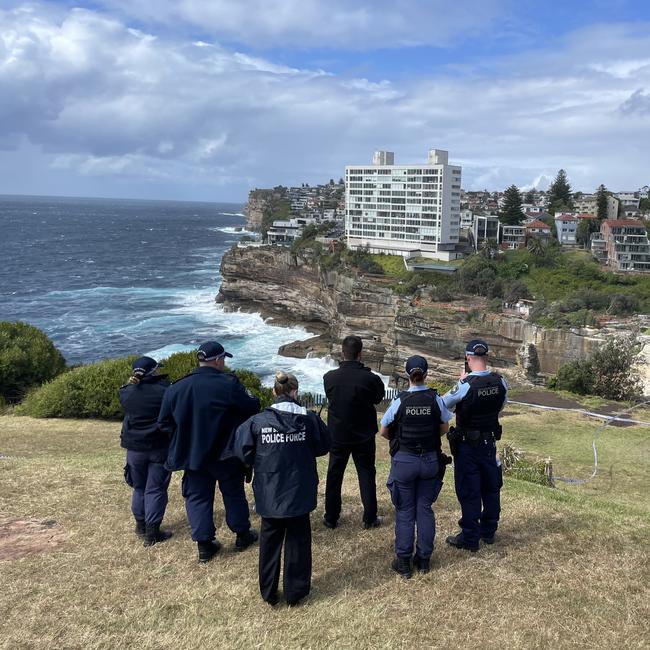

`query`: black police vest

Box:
[393,389,442,454]
[455,373,506,432]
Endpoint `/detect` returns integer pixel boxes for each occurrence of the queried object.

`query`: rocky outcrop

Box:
[244,195,266,232]
[217,245,610,385]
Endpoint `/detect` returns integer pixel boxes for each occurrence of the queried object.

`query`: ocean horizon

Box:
[1,194,337,392]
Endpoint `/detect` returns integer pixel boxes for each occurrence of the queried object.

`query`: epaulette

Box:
[119,383,130,390]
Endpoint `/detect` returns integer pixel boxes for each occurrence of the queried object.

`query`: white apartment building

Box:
[554,212,578,245]
[266,217,315,246]
[345,149,462,261]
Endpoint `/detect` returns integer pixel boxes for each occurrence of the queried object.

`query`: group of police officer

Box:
[119,335,507,604]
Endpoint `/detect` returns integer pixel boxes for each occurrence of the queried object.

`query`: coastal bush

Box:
[16,356,135,419]
[17,350,274,419]
[0,321,66,402]
[548,336,643,401]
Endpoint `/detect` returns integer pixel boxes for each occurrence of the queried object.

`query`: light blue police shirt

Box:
[381,385,453,428]
[442,370,509,411]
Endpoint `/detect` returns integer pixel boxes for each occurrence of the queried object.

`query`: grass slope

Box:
[0,408,648,649]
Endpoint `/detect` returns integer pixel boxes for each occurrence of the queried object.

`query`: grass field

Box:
[1,407,649,649]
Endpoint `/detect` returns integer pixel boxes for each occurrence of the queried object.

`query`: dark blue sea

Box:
[0,195,334,391]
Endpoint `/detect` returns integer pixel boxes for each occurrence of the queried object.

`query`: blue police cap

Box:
[197,341,233,362]
[405,355,428,376]
[132,356,160,376]
[466,339,489,356]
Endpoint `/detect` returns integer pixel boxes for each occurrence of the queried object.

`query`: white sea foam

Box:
[209,226,256,235]
[219,212,245,217]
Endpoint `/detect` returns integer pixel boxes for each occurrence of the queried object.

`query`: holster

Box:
[447,426,461,456]
[437,451,452,481]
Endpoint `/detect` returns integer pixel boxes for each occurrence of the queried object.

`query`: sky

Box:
[1,0,649,202]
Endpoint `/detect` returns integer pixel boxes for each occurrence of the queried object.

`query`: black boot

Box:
[445,533,478,552]
[235,528,259,551]
[134,519,146,539]
[197,539,222,563]
[413,556,430,574]
[391,556,412,579]
[143,523,172,547]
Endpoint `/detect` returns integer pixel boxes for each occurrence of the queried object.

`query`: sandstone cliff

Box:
[217,245,616,386]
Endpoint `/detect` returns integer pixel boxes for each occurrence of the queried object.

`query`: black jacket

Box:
[158,366,260,472]
[119,375,170,451]
[323,360,385,444]
[231,397,331,518]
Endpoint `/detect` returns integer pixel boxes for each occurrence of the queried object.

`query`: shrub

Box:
[548,335,643,401]
[0,321,66,402]
[16,356,135,419]
[548,359,595,395]
[17,350,275,419]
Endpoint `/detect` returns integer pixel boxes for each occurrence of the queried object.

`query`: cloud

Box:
[0,4,649,200]
[620,88,650,115]
[92,0,510,50]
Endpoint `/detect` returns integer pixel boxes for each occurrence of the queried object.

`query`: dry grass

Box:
[0,408,649,650]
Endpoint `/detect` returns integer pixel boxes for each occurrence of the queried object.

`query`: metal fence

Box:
[301,388,400,412]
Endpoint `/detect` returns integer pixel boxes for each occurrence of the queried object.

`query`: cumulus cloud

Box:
[0,4,649,199]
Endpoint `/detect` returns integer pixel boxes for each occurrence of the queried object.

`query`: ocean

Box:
[0,195,336,392]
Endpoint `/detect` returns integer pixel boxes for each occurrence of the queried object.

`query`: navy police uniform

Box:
[119,356,172,542]
[232,396,330,606]
[382,358,452,569]
[158,343,260,547]
[443,340,508,551]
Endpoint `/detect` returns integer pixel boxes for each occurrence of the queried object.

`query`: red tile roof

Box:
[525,219,551,229]
[603,219,643,228]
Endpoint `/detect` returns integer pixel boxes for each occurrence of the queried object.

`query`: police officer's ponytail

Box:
[408,369,426,383]
[274,370,299,396]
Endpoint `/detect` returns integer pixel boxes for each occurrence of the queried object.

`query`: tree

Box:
[500,185,525,225]
[596,184,609,221]
[547,169,573,214]
[524,189,536,204]
[576,218,593,248]
[590,336,643,401]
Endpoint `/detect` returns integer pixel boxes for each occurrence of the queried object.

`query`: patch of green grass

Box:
[368,253,410,278]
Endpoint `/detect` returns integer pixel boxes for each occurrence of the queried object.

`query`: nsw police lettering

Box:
[260,426,306,444]
[477,387,500,397]
[405,406,431,416]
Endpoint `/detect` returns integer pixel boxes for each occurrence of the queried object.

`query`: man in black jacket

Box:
[323,336,385,529]
[158,341,260,562]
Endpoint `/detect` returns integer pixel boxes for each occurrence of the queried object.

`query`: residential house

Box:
[595,219,650,272]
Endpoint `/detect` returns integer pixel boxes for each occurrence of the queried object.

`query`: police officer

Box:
[380,356,452,578]
[442,339,508,552]
[231,371,330,606]
[119,356,172,547]
[157,341,260,562]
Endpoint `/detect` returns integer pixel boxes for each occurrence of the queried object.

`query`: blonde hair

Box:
[274,370,299,396]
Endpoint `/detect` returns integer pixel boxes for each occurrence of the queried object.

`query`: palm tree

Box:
[527,236,546,257]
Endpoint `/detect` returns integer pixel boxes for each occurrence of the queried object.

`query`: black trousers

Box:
[259,515,311,604]
[325,437,377,524]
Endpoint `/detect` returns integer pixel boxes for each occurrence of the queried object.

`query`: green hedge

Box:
[0,321,66,402]
[17,350,274,419]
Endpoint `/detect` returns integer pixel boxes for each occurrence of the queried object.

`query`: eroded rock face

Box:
[217,246,608,384]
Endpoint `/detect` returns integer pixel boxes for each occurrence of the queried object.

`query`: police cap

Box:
[465,339,489,356]
[132,356,160,377]
[405,355,428,376]
[197,340,233,362]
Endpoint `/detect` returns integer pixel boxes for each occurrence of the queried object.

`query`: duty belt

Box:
[455,429,498,443]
